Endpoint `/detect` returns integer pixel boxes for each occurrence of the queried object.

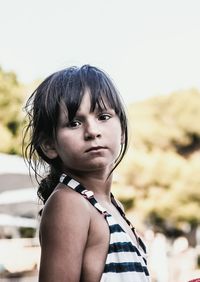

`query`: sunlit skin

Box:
[39,90,137,282]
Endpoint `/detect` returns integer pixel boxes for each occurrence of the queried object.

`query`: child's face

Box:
[49,90,123,175]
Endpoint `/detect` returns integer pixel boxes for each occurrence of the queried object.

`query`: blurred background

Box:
[0,0,200,281]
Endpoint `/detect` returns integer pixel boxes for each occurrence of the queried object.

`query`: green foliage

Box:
[117,89,200,235]
[0,67,26,154]
[128,89,200,151]
[19,227,36,238]
[0,124,13,152]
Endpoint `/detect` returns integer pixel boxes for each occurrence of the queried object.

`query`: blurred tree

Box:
[0,67,26,154]
[117,89,200,242]
[128,89,200,153]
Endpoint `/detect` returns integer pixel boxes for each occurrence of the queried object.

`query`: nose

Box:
[84,120,101,140]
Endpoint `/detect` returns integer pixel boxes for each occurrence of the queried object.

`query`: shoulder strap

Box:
[59,174,109,217]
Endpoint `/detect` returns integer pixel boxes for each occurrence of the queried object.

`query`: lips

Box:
[85,146,107,153]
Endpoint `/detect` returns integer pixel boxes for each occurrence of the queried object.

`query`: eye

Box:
[67,120,81,128]
[98,113,112,121]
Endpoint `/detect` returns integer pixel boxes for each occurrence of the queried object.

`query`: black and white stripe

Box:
[59,174,150,281]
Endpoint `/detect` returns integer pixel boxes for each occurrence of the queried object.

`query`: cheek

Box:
[55,131,82,156]
[56,131,74,146]
[110,122,122,141]
[108,124,123,151]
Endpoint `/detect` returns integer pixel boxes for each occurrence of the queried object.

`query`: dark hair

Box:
[23,65,128,205]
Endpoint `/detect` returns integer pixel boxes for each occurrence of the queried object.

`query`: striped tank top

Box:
[60,174,150,282]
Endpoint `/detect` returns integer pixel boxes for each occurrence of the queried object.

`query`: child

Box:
[23,65,150,281]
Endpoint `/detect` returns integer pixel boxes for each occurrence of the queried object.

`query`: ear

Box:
[40,140,58,159]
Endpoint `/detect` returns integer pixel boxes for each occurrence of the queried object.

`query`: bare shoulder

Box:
[44,183,89,212]
[39,184,91,281]
[40,184,91,241]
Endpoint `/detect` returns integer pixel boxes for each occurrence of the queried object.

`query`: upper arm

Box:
[39,188,91,282]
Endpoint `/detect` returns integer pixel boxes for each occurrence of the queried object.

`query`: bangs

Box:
[61,65,123,121]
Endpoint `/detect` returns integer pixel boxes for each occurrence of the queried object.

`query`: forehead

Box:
[59,89,111,121]
[77,90,110,113]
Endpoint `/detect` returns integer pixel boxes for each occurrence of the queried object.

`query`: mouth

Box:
[85,146,107,153]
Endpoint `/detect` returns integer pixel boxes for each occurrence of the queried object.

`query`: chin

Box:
[85,161,114,171]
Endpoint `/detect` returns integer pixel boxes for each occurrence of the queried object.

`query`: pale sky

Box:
[0,0,200,103]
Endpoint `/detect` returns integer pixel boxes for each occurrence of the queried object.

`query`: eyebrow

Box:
[77,105,114,116]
